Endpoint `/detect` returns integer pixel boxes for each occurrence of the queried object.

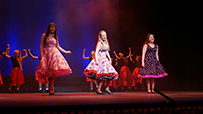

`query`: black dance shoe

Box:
[105,90,112,94]
[8,90,12,93]
[16,90,20,93]
[39,90,43,93]
[49,92,54,95]
[96,91,104,95]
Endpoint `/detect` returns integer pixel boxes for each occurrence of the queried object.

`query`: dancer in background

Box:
[138,33,168,93]
[84,30,119,95]
[108,58,118,89]
[0,48,10,87]
[35,22,72,95]
[0,51,6,86]
[0,70,2,87]
[113,48,134,90]
[5,44,28,93]
[28,49,49,93]
[83,49,98,91]
[129,50,145,90]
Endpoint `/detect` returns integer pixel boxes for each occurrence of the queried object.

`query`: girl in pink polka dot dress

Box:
[138,33,168,93]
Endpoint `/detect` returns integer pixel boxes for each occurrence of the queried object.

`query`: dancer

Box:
[5,44,28,93]
[108,58,118,89]
[84,30,119,95]
[113,48,134,90]
[83,49,98,91]
[138,33,168,93]
[0,48,10,86]
[28,49,49,93]
[0,71,2,87]
[129,51,145,90]
[0,51,6,86]
[35,22,72,95]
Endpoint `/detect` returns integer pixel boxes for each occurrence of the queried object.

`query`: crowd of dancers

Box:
[0,22,168,95]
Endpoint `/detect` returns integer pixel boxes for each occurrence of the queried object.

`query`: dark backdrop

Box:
[0,0,201,91]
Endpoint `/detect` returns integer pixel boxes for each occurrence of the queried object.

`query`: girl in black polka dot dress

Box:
[138,33,168,93]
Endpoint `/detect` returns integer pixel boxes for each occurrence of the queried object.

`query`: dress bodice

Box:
[145,44,157,60]
[45,38,56,48]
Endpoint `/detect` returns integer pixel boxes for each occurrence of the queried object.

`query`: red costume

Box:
[0,71,3,86]
[9,57,25,86]
[116,57,134,88]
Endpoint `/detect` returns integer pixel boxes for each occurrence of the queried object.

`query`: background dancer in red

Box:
[138,33,168,93]
[28,49,49,93]
[129,49,145,90]
[0,51,6,86]
[83,49,98,92]
[35,22,72,95]
[0,48,10,87]
[113,48,134,91]
[5,44,28,93]
[84,30,119,94]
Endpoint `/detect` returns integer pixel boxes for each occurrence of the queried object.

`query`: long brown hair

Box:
[143,33,155,47]
[43,22,58,45]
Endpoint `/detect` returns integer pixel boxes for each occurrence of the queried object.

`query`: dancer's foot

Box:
[8,90,12,93]
[96,90,104,95]
[105,90,112,94]
[147,89,151,93]
[39,88,42,93]
[45,88,49,93]
[16,88,20,93]
[16,90,20,93]
[49,88,55,95]
[151,89,155,93]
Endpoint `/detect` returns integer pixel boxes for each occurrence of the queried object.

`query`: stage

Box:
[0,91,203,114]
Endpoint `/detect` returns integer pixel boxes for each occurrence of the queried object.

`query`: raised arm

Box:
[141,44,147,67]
[21,49,28,60]
[114,59,118,66]
[83,49,90,60]
[128,47,135,63]
[56,36,71,54]
[28,49,39,59]
[5,44,10,55]
[113,51,121,59]
[156,45,159,61]
[5,44,11,59]
[126,47,133,59]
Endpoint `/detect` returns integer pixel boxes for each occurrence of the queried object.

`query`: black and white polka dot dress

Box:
[138,44,168,78]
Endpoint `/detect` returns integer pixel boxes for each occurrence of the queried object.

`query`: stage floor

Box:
[0,91,203,108]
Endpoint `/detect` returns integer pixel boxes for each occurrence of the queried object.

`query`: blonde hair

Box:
[98,30,110,51]
[14,50,23,70]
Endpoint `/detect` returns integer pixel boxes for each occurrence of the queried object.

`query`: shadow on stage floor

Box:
[0,91,203,114]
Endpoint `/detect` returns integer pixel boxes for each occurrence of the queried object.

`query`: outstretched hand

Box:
[66,51,71,54]
[142,63,145,67]
[23,49,27,52]
[129,47,131,50]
